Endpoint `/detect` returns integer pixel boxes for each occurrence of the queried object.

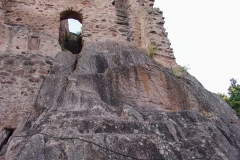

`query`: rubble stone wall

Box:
[0,0,177,131]
[0,0,7,53]
[0,0,176,66]
[0,0,118,56]
[0,0,6,10]
[127,0,175,67]
[0,54,54,131]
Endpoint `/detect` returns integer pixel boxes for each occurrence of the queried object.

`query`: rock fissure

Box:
[0,128,15,155]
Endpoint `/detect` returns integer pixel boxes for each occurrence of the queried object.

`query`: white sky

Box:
[68,19,82,33]
[68,1,240,94]
[154,0,240,94]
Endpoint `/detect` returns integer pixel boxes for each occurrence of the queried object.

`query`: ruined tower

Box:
[0,0,240,160]
[0,0,175,65]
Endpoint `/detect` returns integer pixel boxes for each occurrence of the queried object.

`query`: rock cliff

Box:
[1,0,240,159]
[1,41,239,160]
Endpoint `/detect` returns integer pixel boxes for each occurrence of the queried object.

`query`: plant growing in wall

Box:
[148,45,157,59]
[76,31,82,43]
[65,33,71,42]
[60,44,67,51]
[172,65,190,79]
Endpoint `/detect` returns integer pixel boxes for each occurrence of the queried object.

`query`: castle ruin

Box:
[0,0,176,132]
[0,0,175,65]
[1,1,239,159]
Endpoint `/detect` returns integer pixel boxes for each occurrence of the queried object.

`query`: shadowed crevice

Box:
[0,127,15,153]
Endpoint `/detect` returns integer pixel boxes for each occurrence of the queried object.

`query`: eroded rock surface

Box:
[1,42,240,160]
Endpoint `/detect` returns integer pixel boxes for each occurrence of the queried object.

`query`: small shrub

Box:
[60,45,67,51]
[183,65,190,71]
[203,110,211,117]
[148,45,157,59]
[77,32,82,43]
[157,61,163,66]
[173,66,184,78]
[172,65,190,79]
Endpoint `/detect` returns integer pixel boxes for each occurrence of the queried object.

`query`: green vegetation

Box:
[60,45,67,51]
[172,65,189,79]
[64,77,69,90]
[65,33,71,41]
[76,31,82,43]
[202,110,211,117]
[148,45,157,59]
[218,78,240,117]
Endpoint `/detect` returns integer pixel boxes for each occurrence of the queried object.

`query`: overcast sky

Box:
[68,19,81,33]
[154,0,240,94]
[69,1,240,95]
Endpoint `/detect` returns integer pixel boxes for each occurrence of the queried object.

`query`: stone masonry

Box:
[0,0,176,131]
[0,54,54,133]
[0,0,175,66]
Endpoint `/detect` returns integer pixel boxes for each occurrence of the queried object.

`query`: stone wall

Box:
[0,0,6,10]
[59,20,69,49]
[0,54,54,131]
[0,0,176,66]
[127,0,175,67]
[0,0,118,56]
[0,0,7,53]
[0,0,177,131]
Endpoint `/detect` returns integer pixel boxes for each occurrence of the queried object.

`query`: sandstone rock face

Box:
[1,42,239,160]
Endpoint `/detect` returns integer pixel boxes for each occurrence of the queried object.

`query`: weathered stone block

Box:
[5,59,14,65]
[28,77,40,83]
[1,80,13,84]
[13,69,24,76]
[45,60,53,66]
[23,60,34,66]
[38,69,48,74]
[0,72,9,76]
[28,68,36,74]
